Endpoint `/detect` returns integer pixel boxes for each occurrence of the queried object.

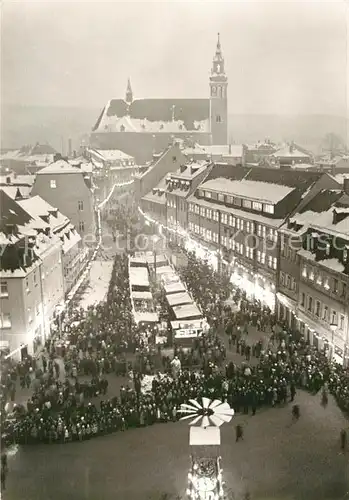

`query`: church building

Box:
[89,34,228,163]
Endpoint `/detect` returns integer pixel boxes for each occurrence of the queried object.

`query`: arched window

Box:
[217,86,222,97]
[217,64,220,73]
[211,86,216,96]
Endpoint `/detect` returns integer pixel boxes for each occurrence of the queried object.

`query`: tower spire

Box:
[216,32,221,55]
[125,78,133,104]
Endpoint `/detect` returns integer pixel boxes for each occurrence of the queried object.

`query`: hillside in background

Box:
[1,104,348,154]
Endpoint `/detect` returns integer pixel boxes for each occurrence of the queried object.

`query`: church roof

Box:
[93,98,210,133]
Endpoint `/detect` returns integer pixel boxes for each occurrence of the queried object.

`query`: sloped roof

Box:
[18,196,68,231]
[200,178,294,204]
[0,189,33,231]
[272,145,311,158]
[36,159,83,175]
[93,98,210,133]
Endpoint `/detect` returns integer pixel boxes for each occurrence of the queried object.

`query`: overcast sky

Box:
[1,0,348,116]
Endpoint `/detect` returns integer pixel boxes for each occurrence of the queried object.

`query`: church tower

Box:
[125,78,133,105]
[209,34,228,145]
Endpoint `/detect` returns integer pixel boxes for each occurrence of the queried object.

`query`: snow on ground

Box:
[78,260,113,309]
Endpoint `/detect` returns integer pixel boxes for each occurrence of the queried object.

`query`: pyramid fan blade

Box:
[209,414,224,427]
[213,413,232,423]
[180,414,198,421]
[189,399,203,409]
[213,402,231,414]
[215,408,235,417]
[177,409,197,414]
[189,415,203,426]
[202,397,211,409]
[201,416,210,428]
[209,399,223,409]
[180,403,200,411]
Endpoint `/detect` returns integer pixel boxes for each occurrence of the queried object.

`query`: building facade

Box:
[0,191,65,359]
[31,157,96,245]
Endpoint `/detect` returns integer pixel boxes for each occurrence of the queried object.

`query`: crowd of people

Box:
[1,243,348,448]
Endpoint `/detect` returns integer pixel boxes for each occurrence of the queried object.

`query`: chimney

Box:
[343,178,349,195]
[6,176,11,184]
[54,153,62,162]
[68,138,72,157]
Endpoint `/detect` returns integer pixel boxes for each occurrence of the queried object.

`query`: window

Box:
[340,315,345,330]
[189,203,193,212]
[79,221,85,232]
[206,209,212,219]
[50,179,56,189]
[189,222,193,231]
[200,226,205,236]
[221,235,227,247]
[301,293,305,307]
[0,281,8,298]
[226,196,233,205]
[302,266,307,278]
[78,200,84,211]
[231,216,236,228]
[291,278,296,291]
[206,229,212,241]
[315,300,321,317]
[307,296,313,312]
[333,279,339,294]
[331,310,338,325]
[194,224,199,234]
[280,272,285,286]
[286,275,291,288]
[233,197,242,207]
[195,205,200,214]
[200,207,206,217]
[316,274,322,286]
[25,278,30,293]
[344,248,348,263]
[342,282,347,298]
[309,268,314,281]
[213,211,219,222]
[323,277,330,290]
[263,204,274,214]
[218,194,225,202]
[246,221,250,233]
[322,306,328,321]
[205,191,212,199]
[268,255,273,269]
[0,313,11,329]
[242,199,252,209]
[216,115,222,123]
[213,233,219,243]
[246,246,254,259]
[221,213,228,225]
[257,251,266,265]
[252,201,262,211]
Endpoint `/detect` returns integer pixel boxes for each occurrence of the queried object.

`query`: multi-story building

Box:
[31,155,96,244]
[17,196,86,295]
[270,142,313,168]
[277,183,349,365]
[187,166,340,309]
[134,142,185,200]
[0,190,65,359]
[182,144,245,166]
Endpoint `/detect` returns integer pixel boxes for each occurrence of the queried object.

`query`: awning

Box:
[166,291,193,307]
[276,292,298,310]
[172,303,202,320]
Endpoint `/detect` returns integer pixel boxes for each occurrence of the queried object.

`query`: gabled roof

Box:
[272,144,312,158]
[36,159,83,175]
[0,189,33,231]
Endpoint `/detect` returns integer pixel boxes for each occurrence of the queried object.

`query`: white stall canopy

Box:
[166,291,193,307]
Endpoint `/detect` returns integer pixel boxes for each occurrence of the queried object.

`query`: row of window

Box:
[189,205,277,240]
[300,293,346,331]
[167,198,186,211]
[195,190,275,214]
[280,272,297,292]
[302,266,347,297]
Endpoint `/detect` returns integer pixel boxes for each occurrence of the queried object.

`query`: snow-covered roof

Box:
[36,160,83,175]
[90,149,134,162]
[130,255,148,266]
[62,229,81,253]
[131,291,153,300]
[166,291,193,306]
[172,303,202,320]
[272,146,311,158]
[298,249,346,274]
[154,265,173,276]
[18,196,68,230]
[0,186,31,199]
[200,178,294,204]
[290,209,349,239]
[164,281,186,294]
[129,267,150,287]
[133,311,159,324]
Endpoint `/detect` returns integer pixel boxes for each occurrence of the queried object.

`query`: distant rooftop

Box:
[36,159,84,175]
